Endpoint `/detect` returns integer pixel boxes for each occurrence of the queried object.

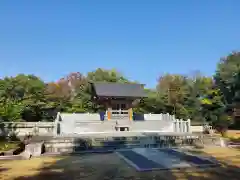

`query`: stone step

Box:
[44,135,197,153]
[44,142,188,153]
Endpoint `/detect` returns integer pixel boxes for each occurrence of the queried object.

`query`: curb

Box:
[0,155,23,160]
[41,149,115,157]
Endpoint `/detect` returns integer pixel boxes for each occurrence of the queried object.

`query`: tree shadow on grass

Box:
[0,166,9,173]
[12,154,125,180]
[7,136,240,180]
[11,150,240,180]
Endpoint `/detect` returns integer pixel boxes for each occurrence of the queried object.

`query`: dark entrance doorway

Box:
[120,127,125,131]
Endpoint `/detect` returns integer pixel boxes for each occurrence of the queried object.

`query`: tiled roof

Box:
[91,82,147,98]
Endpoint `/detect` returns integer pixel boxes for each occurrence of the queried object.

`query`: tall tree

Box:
[186,74,214,122]
[214,51,240,129]
[45,72,87,113]
[156,74,190,118]
[214,51,240,105]
[0,74,46,121]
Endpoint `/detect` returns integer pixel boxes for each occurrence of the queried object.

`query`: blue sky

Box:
[0,1,239,88]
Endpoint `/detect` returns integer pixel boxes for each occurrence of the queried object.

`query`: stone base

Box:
[24,142,45,157]
[44,133,198,153]
[0,155,23,160]
[117,148,219,171]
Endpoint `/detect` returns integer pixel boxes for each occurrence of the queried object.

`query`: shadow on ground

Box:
[0,166,9,173]
[8,149,240,180]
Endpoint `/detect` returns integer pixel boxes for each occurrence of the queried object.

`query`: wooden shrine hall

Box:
[90,82,147,121]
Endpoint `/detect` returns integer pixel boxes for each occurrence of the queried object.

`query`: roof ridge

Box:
[91,82,147,98]
[91,81,145,86]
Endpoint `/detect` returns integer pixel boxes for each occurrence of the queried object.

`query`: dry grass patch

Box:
[0,156,63,179]
[0,148,239,180]
[226,130,240,140]
[197,147,240,167]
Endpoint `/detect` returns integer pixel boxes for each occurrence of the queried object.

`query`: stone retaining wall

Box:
[44,133,198,153]
[0,122,55,137]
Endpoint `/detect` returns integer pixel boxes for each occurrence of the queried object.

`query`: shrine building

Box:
[90,82,147,121]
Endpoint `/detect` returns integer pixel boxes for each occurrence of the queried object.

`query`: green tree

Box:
[156,74,190,118]
[87,68,129,83]
[214,51,240,129]
[0,74,46,121]
[134,89,165,114]
[214,51,240,105]
[186,75,214,122]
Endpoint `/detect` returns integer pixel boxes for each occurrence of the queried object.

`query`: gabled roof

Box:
[91,82,147,98]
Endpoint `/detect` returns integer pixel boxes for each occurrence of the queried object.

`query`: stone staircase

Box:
[44,133,198,153]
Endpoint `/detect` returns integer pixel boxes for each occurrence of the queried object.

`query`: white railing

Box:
[173,119,191,133]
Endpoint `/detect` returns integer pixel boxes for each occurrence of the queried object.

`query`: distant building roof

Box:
[91,82,147,98]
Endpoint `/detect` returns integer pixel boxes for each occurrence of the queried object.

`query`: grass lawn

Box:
[0,147,240,180]
[214,130,240,142]
[226,130,240,141]
[0,141,19,152]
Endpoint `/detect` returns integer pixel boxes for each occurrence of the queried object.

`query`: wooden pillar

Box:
[104,99,112,120]
[129,108,133,120]
[107,108,111,120]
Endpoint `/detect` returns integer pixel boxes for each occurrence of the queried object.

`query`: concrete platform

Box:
[44,132,198,153]
[117,148,218,171]
[55,131,197,137]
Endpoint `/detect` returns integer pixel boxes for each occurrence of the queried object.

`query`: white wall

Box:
[131,120,174,132]
[0,113,193,136]
[190,125,203,132]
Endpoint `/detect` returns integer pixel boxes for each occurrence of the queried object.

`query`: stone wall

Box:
[0,122,55,137]
[44,133,198,153]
